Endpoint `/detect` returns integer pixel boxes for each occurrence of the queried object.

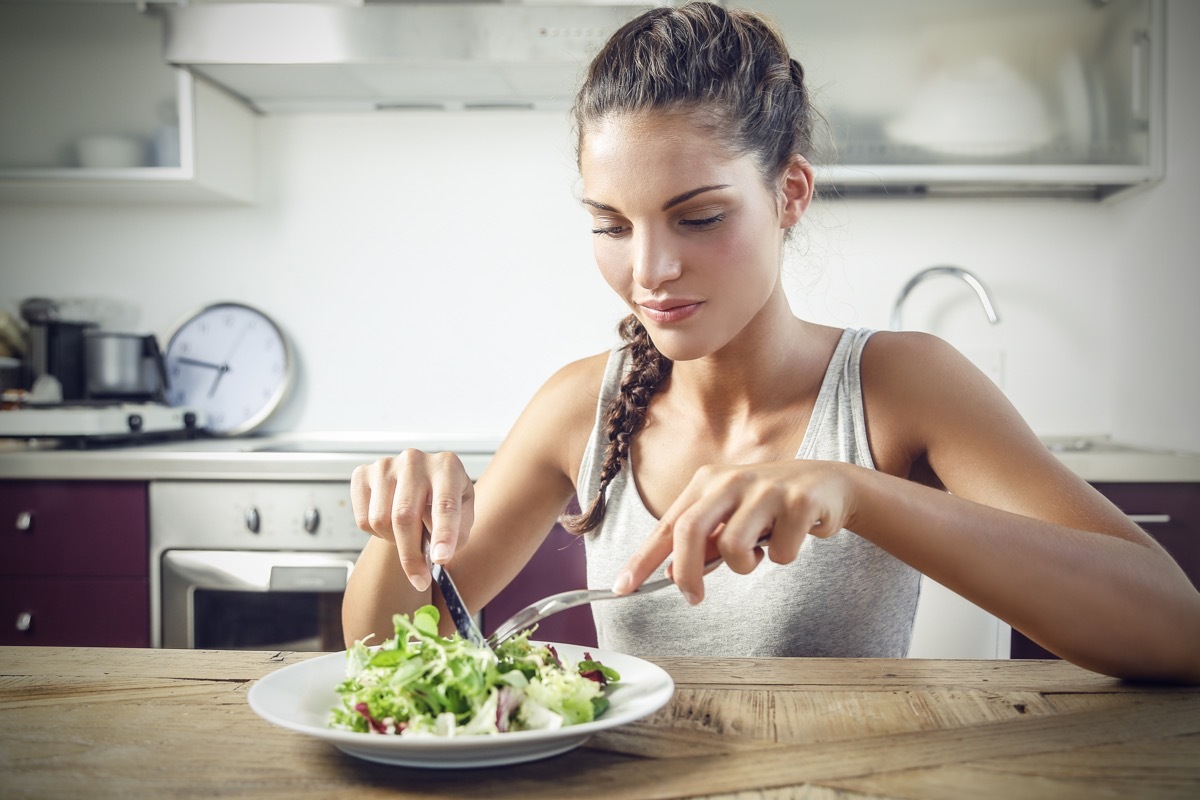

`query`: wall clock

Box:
[162,302,293,436]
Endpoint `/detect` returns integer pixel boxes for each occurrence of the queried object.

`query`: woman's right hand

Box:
[349,449,475,592]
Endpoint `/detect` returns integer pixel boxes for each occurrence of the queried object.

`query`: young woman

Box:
[344,2,1200,682]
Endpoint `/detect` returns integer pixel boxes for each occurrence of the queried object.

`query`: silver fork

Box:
[486,536,769,648]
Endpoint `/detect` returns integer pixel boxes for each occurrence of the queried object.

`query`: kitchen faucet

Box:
[890,265,1000,331]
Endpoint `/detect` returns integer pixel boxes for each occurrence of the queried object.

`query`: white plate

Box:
[248,642,674,769]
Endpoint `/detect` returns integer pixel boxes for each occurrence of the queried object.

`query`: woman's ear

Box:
[778,155,814,229]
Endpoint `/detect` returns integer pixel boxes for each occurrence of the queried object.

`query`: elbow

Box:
[1064,607,1200,686]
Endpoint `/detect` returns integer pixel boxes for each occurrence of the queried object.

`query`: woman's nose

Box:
[631,230,682,290]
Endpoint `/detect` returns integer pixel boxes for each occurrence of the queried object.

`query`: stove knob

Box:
[303,507,320,534]
[245,506,261,534]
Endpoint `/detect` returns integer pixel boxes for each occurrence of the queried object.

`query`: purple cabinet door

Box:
[0,480,150,647]
[1,577,149,647]
[483,523,598,647]
[0,481,148,578]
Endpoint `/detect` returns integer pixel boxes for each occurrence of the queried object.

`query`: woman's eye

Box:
[591,225,628,238]
[679,213,725,231]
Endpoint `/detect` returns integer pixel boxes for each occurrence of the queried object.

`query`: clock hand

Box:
[207,364,230,398]
[176,356,224,370]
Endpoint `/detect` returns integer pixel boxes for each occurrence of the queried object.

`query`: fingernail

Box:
[413,573,432,592]
[431,543,451,563]
[682,591,701,606]
[611,570,632,595]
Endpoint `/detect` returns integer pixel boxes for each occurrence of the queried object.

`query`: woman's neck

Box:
[665,300,838,428]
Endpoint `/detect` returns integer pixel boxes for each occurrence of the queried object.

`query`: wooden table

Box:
[2,647,1198,799]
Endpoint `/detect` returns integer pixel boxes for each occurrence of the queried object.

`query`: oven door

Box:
[160,550,358,651]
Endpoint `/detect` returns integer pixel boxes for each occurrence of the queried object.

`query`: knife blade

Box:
[426,544,488,649]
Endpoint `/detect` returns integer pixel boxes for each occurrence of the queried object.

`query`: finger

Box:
[350,464,373,534]
[389,454,433,591]
[364,461,399,538]
[425,452,473,564]
[611,519,675,596]
[765,500,823,564]
[716,502,775,574]
[611,472,716,596]
[669,500,735,604]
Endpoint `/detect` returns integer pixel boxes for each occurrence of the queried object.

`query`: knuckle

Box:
[672,512,702,541]
[390,502,423,528]
[366,509,392,533]
[433,494,461,515]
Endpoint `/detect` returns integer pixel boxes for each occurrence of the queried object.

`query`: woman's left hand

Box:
[610,459,859,604]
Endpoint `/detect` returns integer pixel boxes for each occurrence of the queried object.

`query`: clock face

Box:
[163,303,292,436]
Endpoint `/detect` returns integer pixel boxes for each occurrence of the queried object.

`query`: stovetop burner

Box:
[0,402,204,448]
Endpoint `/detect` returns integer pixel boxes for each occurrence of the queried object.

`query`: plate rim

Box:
[246,640,675,766]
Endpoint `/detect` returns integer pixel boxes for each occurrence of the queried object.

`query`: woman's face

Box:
[579,111,806,362]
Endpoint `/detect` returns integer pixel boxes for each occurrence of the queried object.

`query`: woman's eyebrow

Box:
[662,184,730,210]
[581,184,731,214]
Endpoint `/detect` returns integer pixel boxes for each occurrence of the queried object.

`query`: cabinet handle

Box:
[1131,29,1151,124]
[15,611,32,632]
[245,506,261,534]
[1128,514,1171,525]
[303,507,321,534]
[15,510,33,531]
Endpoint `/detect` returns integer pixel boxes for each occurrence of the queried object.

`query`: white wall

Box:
[1110,0,1200,453]
[1,1,1196,452]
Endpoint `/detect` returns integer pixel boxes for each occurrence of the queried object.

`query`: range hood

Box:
[157,1,661,113]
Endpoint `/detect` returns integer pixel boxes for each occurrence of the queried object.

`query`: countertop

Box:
[0,431,1198,483]
[2,646,1197,799]
[0,431,500,482]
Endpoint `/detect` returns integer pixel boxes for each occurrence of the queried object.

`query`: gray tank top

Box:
[576,328,920,658]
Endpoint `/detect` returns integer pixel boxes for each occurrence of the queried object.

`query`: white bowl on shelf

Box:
[75,135,149,169]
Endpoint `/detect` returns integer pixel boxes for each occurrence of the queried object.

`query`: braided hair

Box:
[561,1,816,534]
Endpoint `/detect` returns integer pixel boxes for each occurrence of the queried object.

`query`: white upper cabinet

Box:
[0,0,1166,202]
[752,0,1164,199]
[0,1,255,205]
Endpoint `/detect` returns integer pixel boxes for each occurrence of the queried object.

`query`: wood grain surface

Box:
[1,647,1197,799]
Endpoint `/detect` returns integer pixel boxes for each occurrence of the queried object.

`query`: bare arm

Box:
[860,332,1200,682]
[341,354,603,645]
[614,333,1200,683]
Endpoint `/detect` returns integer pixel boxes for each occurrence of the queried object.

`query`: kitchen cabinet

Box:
[1011,481,1200,659]
[482,522,597,648]
[0,1,254,205]
[754,0,1165,199]
[0,479,150,646]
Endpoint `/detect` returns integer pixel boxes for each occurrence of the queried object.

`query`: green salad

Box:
[329,605,619,737]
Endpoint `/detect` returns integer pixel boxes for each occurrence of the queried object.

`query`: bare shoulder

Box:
[859,332,995,470]
[862,330,999,408]
[860,330,1146,540]
[496,350,613,486]
[861,331,1048,489]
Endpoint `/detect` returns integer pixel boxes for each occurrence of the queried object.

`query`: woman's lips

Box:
[639,300,703,324]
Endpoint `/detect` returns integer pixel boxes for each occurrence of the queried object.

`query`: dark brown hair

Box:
[561,1,814,534]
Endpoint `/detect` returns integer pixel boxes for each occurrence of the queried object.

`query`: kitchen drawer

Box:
[1012,481,1199,660]
[1,577,149,647]
[0,480,148,578]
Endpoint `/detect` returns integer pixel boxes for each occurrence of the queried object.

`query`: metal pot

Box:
[84,331,168,400]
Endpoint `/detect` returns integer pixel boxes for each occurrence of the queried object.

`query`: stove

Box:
[0,402,202,447]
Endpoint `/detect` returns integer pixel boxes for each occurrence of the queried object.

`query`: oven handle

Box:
[161,550,359,593]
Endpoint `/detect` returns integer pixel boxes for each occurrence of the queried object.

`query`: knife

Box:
[425,540,488,649]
